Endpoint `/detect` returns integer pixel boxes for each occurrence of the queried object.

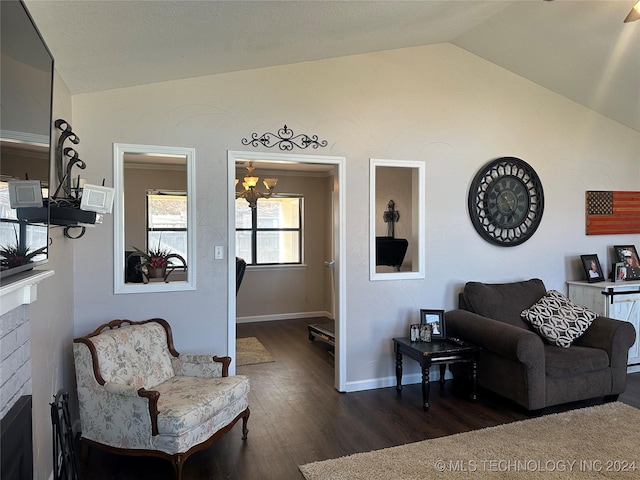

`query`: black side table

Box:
[393,337,481,411]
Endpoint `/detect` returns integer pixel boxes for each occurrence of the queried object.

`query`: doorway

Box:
[227,150,346,391]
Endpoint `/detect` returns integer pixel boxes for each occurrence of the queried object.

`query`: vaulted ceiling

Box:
[25,0,640,132]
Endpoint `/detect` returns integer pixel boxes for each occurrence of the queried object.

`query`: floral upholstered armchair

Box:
[73,318,250,479]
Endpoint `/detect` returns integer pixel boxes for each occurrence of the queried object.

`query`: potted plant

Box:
[128,237,186,283]
[0,229,47,270]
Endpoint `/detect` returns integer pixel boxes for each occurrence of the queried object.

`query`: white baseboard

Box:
[344,368,452,393]
[236,311,332,324]
[345,366,639,394]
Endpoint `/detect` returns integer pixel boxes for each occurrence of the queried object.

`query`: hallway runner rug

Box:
[236,337,274,366]
[299,402,640,479]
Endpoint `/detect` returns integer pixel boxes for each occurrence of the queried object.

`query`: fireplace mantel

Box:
[0,270,54,316]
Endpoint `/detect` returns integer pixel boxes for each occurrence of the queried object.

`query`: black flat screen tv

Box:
[1,0,54,281]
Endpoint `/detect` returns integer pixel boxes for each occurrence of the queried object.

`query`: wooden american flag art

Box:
[586,191,640,235]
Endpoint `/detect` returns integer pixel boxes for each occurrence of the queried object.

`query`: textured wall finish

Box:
[68,43,639,392]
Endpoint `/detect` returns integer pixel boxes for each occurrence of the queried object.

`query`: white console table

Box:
[567,280,640,373]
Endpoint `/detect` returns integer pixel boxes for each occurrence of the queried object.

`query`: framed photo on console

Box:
[614,245,640,280]
[580,254,604,283]
[614,262,626,282]
[420,309,446,340]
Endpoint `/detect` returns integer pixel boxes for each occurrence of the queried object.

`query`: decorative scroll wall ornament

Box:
[54,119,83,198]
[241,124,328,150]
[52,119,89,239]
[383,199,400,238]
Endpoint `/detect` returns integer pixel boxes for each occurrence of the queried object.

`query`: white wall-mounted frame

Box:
[80,184,115,214]
[8,180,43,208]
[113,143,196,294]
[370,158,425,281]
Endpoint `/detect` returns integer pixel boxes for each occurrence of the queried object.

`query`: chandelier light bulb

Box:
[244,175,259,188]
[624,1,640,22]
[263,178,278,190]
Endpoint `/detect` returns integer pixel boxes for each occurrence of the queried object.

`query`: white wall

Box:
[69,43,639,393]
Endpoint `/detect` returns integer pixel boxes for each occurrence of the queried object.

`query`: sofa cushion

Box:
[462,278,546,330]
[544,344,609,377]
[521,290,597,348]
[155,375,250,436]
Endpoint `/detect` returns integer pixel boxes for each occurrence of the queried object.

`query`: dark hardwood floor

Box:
[79,318,640,480]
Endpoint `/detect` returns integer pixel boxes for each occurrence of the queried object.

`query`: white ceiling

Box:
[25,0,640,132]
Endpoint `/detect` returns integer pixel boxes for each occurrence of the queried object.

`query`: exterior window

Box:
[235,196,302,265]
[147,191,187,266]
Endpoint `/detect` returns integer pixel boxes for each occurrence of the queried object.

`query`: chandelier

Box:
[235,162,278,209]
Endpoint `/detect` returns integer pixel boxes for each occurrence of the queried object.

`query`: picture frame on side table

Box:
[580,254,605,283]
[614,262,626,282]
[420,309,446,340]
[614,245,640,280]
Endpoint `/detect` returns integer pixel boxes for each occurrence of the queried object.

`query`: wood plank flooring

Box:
[78,318,640,480]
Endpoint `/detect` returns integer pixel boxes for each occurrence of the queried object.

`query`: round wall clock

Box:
[468,157,544,247]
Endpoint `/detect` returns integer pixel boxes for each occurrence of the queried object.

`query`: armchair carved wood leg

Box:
[242,407,251,439]
[173,454,186,480]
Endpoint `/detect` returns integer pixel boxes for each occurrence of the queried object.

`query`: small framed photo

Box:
[420,309,446,340]
[614,245,640,281]
[614,262,627,282]
[580,254,605,283]
[410,324,420,342]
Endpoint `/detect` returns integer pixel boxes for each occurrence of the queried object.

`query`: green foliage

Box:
[0,228,47,268]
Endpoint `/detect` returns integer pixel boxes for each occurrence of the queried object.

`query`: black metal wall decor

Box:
[242,124,328,150]
[13,118,113,240]
[50,390,78,480]
[51,119,92,239]
[54,119,83,198]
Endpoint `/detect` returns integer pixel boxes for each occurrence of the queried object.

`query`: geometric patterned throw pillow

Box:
[520,290,597,348]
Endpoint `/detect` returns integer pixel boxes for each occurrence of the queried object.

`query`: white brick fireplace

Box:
[1,270,54,479]
[0,270,53,416]
[0,305,32,418]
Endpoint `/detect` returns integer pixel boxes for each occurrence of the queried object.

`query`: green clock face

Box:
[486,176,530,228]
[468,157,544,246]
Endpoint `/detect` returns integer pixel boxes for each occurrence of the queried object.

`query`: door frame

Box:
[227,150,346,391]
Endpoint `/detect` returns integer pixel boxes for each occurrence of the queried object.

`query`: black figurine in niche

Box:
[383,199,400,238]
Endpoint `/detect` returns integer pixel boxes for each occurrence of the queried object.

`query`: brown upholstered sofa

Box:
[446,279,636,411]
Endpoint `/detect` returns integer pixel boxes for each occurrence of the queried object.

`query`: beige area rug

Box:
[236,336,274,366]
[300,402,640,479]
